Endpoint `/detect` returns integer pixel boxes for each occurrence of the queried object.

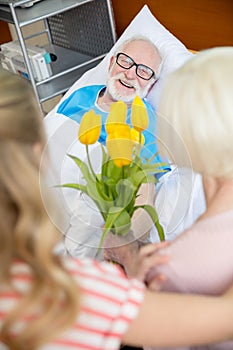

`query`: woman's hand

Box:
[128,241,170,290]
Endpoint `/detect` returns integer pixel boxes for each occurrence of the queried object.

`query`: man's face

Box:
[106,40,161,103]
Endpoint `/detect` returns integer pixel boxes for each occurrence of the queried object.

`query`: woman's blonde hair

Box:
[157,47,233,179]
[0,69,79,349]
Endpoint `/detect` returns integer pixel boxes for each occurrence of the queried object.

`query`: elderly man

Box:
[56,36,166,169]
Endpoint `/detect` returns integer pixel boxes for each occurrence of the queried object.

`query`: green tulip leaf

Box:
[134,204,165,241]
[67,154,95,182]
[115,179,136,208]
[105,158,123,181]
[58,183,87,193]
[101,144,109,165]
[98,207,131,250]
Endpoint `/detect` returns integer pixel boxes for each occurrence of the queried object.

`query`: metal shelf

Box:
[0,0,116,112]
[37,45,104,102]
[0,0,95,26]
[36,44,105,84]
[38,57,103,102]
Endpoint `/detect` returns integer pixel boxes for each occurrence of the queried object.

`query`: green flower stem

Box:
[155,220,165,241]
[86,144,97,180]
[122,164,126,179]
[137,132,142,157]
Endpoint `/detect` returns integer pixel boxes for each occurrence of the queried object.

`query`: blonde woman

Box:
[0,68,233,350]
[144,47,233,350]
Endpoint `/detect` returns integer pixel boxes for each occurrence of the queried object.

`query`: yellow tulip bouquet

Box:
[62,96,165,249]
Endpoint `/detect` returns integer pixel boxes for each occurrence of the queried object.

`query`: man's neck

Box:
[97,89,132,112]
[97,91,113,112]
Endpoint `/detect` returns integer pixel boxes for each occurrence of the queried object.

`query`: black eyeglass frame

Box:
[116,52,156,81]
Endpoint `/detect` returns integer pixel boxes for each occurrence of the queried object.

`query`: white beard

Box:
[106,72,153,103]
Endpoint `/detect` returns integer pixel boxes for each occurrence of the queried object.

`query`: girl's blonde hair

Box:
[157,47,233,179]
[0,69,79,349]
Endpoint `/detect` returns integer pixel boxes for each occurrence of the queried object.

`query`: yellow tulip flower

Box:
[131,95,149,132]
[78,110,101,145]
[106,100,127,135]
[106,124,134,167]
[130,127,145,145]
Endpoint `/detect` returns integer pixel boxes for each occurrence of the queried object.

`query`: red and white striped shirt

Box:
[0,258,145,350]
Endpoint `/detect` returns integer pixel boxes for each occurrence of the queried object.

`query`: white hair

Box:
[114,35,163,79]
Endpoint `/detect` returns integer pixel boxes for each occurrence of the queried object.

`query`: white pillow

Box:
[46,4,193,116]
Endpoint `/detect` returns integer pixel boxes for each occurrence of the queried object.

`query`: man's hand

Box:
[103,231,139,275]
[103,232,169,290]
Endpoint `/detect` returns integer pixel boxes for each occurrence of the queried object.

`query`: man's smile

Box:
[119,79,135,89]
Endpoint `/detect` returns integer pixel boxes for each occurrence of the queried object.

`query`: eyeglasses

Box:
[116,52,155,81]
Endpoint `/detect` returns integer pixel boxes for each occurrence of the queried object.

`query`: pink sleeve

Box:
[146,213,233,294]
[65,258,145,350]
